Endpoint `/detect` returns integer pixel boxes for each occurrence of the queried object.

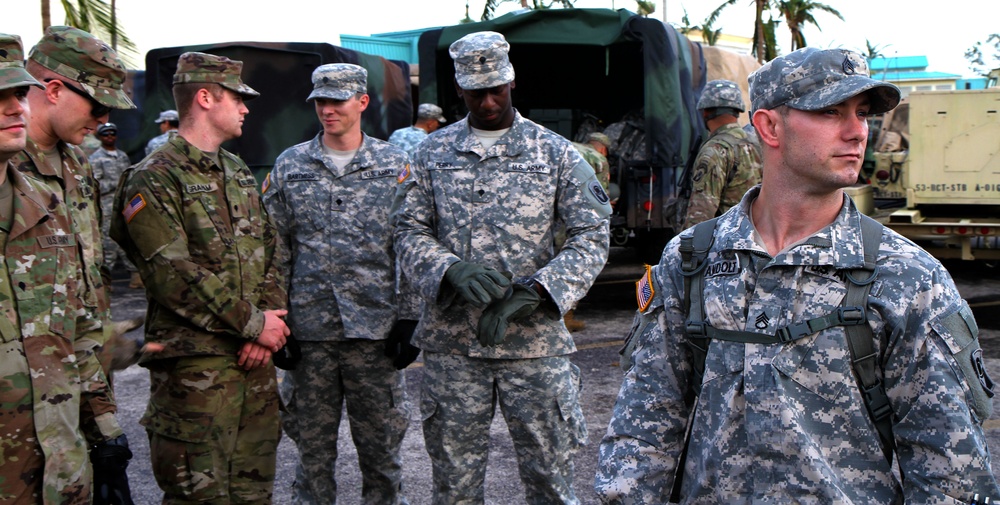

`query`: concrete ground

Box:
[109,249,1000,504]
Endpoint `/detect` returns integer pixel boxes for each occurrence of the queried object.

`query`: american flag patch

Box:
[636,265,655,312]
[261,172,272,194]
[123,193,146,223]
[396,164,411,184]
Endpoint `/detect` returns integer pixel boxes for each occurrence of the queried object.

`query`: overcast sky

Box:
[4,1,997,77]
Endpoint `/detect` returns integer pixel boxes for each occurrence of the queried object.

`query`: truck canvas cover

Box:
[417,8,705,174]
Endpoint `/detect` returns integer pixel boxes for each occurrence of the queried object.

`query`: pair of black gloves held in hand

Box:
[91,434,135,505]
[444,260,543,347]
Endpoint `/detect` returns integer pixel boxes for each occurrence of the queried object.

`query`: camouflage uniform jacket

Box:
[681,122,762,230]
[595,188,1000,503]
[144,130,174,157]
[110,134,286,361]
[88,147,130,199]
[387,125,428,157]
[0,164,119,504]
[263,132,414,341]
[10,139,119,431]
[394,111,611,359]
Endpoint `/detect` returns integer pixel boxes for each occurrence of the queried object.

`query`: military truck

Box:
[864,75,1000,261]
[416,8,758,262]
[110,41,413,181]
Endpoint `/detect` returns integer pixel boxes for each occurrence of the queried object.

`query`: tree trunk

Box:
[41,0,51,30]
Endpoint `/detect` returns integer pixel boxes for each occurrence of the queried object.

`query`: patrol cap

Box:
[173,52,259,100]
[307,63,367,101]
[28,26,135,109]
[749,47,900,116]
[587,132,611,148]
[417,103,446,123]
[0,34,42,91]
[697,79,745,112]
[155,109,179,123]
[96,122,117,136]
[449,31,515,90]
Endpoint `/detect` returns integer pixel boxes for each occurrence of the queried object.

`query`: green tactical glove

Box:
[477,282,542,347]
[444,261,511,307]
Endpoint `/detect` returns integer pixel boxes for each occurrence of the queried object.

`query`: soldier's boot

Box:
[564,310,586,332]
[128,272,143,289]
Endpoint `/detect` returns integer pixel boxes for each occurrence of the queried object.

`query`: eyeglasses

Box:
[99,132,117,137]
[44,78,112,118]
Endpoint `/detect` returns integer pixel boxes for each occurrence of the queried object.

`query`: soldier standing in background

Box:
[145,109,179,156]
[393,31,611,504]
[678,79,762,231]
[263,63,416,505]
[596,47,999,503]
[0,31,132,505]
[89,122,140,289]
[13,26,137,504]
[111,52,289,503]
[388,102,447,157]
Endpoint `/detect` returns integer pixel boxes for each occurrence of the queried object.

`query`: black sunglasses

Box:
[44,78,112,118]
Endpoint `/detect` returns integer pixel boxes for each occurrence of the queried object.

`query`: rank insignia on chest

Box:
[636,265,655,312]
[123,193,147,223]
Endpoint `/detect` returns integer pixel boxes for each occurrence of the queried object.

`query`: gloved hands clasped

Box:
[91,433,135,505]
[477,281,543,347]
[384,319,420,369]
[444,261,511,306]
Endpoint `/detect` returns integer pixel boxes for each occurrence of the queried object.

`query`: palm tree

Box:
[481,0,576,21]
[776,0,843,51]
[40,0,138,62]
[706,0,773,63]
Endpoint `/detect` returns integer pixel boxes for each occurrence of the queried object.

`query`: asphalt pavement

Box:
[107,249,1000,504]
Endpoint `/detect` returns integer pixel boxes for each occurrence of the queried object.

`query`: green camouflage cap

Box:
[306,63,367,101]
[173,52,259,100]
[0,34,42,91]
[28,26,134,109]
[449,31,515,90]
[417,103,446,123]
[697,79,745,111]
[587,132,611,148]
[749,47,900,116]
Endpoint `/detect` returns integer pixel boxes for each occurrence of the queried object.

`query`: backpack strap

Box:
[843,214,895,465]
[679,218,718,400]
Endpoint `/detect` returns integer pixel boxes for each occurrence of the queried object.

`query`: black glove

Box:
[477,282,542,347]
[91,434,134,505]
[272,333,302,370]
[384,319,420,370]
[444,261,510,306]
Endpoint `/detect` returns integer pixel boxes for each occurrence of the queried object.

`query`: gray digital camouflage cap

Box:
[449,31,515,90]
[155,109,179,123]
[307,63,367,101]
[173,52,259,100]
[588,132,611,148]
[28,26,135,109]
[749,47,900,116]
[698,79,745,111]
[0,34,42,91]
[417,103,446,123]
[96,122,116,135]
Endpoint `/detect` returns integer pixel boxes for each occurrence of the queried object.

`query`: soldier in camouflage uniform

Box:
[388,102,447,157]
[262,63,415,505]
[394,31,611,504]
[110,52,289,504]
[145,109,179,157]
[596,47,1000,503]
[571,132,611,193]
[12,27,137,504]
[88,122,137,284]
[679,79,762,231]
